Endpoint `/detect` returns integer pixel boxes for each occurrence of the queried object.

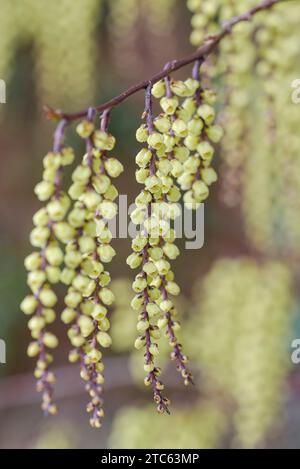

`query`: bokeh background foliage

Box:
[0,0,300,449]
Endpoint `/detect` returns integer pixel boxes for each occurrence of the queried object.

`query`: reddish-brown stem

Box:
[44,0,281,123]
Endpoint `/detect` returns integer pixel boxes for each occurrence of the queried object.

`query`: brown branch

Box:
[44,0,281,123]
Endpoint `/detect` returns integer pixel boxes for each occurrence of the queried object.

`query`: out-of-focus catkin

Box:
[109,401,227,449]
[187,258,293,448]
[0,0,101,109]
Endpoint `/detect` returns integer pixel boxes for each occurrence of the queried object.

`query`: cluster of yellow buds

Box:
[127,70,222,412]
[60,110,123,428]
[21,127,75,415]
[21,109,123,427]
[150,68,221,209]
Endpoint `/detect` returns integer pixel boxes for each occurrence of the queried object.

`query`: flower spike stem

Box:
[53,119,68,153]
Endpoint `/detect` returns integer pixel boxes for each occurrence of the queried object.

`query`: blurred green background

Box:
[0,0,300,449]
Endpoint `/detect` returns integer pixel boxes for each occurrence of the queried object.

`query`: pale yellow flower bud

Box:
[93,131,116,151]
[136,125,149,143]
[61,307,77,324]
[76,119,95,138]
[99,288,114,305]
[34,181,55,201]
[39,288,57,307]
[24,252,42,271]
[21,295,38,315]
[97,331,112,348]
[197,104,215,125]
[160,96,179,115]
[27,341,40,357]
[104,158,124,178]
[43,332,58,348]
[151,80,166,98]
[201,167,218,186]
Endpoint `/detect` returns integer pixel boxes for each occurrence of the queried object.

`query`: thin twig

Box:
[44,0,281,123]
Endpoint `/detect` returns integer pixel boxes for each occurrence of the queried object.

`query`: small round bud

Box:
[99,201,117,220]
[45,245,64,266]
[149,343,159,356]
[154,116,171,133]
[192,180,209,201]
[159,299,173,313]
[33,208,49,227]
[76,119,95,138]
[27,341,40,357]
[69,349,80,363]
[172,119,188,138]
[61,307,77,324]
[160,96,179,115]
[147,132,164,150]
[60,268,76,285]
[158,317,168,329]
[72,165,92,184]
[53,222,76,243]
[65,290,82,308]
[206,124,223,143]
[39,288,57,307]
[146,303,160,318]
[126,252,142,269]
[34,181,54,201]
[197,141,214,161]
[134,336,146,350]
[132,277,147,293]
[197,104,215,125]
[104,158,124,178]
[135,148,152,168]
[97,331,112,348]
[60,147,75,166]
[152,80,166,98]
[201,167,218,186]
[136,125,149,143]
[21,295,38,315]
[137,320,149,333]
[144,363,155,373]
[97,245,116,263]
[91,303,107,321]
[93,174,111,194]
[30,227,50,248]
[93,131,116,150]
[29,313,45,329]
[78,316,95,337]
[24,252,42,271]
[99,288,114,305]
[43,332,58,348]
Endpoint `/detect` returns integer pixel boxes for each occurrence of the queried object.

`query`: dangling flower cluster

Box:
[242,3,300,256]
[186,258,293,448]
[20,0,287,429]
[21,120,74,415]
[127,64,222,412]
[60,109,123,428]
[21,108,123,428]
